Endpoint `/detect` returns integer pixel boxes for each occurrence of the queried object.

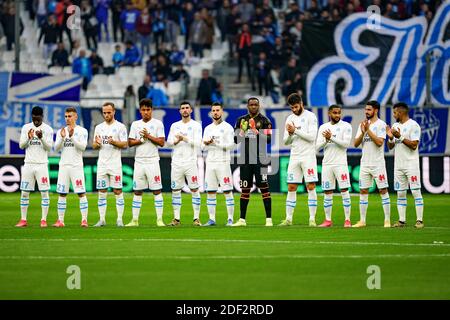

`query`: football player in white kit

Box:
[167,101,203,226]
[92,102,128,227]
[126,99,166,227]
[16,106,53,228]
[280,93,319,227]
[316,105,353,227]
[54,107,89,227]
[353,100,391,228]
[387,102,424,228]
[202,102,235,226]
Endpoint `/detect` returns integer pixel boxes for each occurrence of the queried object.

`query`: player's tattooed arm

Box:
[366,125,384,147]
[391,127,418,150]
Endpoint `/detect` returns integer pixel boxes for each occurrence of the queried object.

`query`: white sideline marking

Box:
[0,254,449,260]
[0,238,449,247]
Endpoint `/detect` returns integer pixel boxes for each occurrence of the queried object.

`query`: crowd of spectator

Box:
[0,0,445,104]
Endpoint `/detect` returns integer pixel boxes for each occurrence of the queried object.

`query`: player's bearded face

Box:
[393,109,400,122]
[32,115,43,127]
[330,109,341,123]
[291,103,302,115]
[365,106,375,119]
[180,105,191,118]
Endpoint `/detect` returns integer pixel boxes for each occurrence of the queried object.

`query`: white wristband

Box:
[399,136,405,143]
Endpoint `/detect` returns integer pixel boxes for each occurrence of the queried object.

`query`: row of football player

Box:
[14,94,423,228]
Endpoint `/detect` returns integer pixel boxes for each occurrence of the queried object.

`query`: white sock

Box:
[154,193,163,220]
[412,189,424,221]
[341,190,351,220]
[396,190,407,222]
[98,192,107,222]
[381,192,390,221]
[115,193,125,221]
[324,193,333,221]
[172,190,182,220]
[359,194,369,223]
[57,196,67,223]
[207,193,217,221]
[41,191,49,221]
[132,194,142,220]
[225,192,234,221]
[307,188,317,220]
[192,190,201,220]
[285,191,296,221]
[79,195,88,221]
[20,191,30,220]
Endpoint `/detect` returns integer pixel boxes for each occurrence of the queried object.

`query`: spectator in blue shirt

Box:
[72,50,93,90]
[123,40,142,66]
[112,44,124,69]
[169,44,185,65]
[120,2,140,43]
[95,0,110,42]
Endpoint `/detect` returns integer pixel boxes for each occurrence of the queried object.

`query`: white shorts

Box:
[394,167,421,191]
[171,162,199,190]
[359,165,389,190]
[57,165,86,194]
[287,158,318,184]
[133,162,162,191]
[205,162,233,192]
[321,165,351,191]
[96,166,123,189]
[21,163,50,192]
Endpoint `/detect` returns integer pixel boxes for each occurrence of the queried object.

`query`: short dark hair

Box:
[287,93,303,106]
[65,107,77,114]
[366,100,380,110]
[179,101,192,108]
[393,102,409,111]
[247,97,259,104]
[328,104,341,111]
[102,102,115,109]
[211,102,223,109]
[139,98,153,108]
[32,106,43,116]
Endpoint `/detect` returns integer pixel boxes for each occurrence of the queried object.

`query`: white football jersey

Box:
[19,122,54,164]
[55,125,88,166]
[129,118,165,164]
[94,120,128,168]
[283,109,318,160]
[203,120,235,163]
[316,120,352,166]
[355,118,387,166]
[167,119,202,164]
[391,118,421,169]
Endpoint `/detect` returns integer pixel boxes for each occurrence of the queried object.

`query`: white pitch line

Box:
[0,238,448,247]
[0,254,450,260]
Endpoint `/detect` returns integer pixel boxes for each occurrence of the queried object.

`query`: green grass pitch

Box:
[0,192,449,299]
